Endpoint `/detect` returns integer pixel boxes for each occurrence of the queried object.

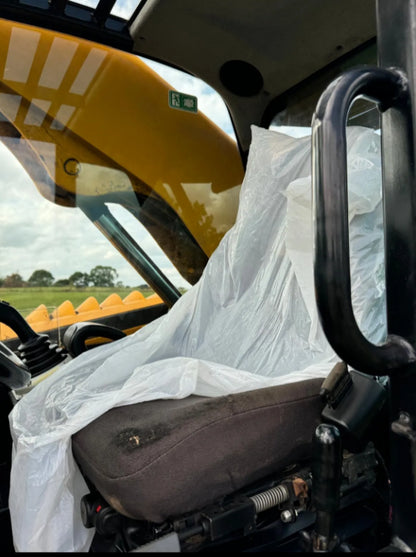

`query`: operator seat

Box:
[70,124,382,527]
[72,376,324,522]
[70,125,328,523]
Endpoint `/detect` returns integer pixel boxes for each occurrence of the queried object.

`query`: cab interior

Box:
[0,0,411,553]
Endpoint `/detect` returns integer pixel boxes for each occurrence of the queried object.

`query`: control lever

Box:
[0,300,66,375]
[0,341,31,390]
[311,424,342,552]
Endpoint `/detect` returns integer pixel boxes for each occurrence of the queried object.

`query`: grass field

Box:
[0,286,155,317]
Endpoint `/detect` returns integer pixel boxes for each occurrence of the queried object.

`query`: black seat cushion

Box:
[72,377,324,523]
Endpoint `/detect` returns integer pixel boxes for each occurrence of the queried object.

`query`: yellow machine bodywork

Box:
[0,290,163,344]
[0,18,244,257]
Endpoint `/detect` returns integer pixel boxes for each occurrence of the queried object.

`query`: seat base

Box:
[72,377,324,523]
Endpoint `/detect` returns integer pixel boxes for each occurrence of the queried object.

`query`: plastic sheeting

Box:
[8,125,385,552]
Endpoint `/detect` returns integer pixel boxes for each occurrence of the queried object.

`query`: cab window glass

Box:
[270,42,378,136]
[268,41,385,343]
[0,19,242,341]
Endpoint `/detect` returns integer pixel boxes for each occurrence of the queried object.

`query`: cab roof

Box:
[0,0,377,156]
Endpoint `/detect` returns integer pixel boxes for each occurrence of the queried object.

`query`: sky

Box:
[0,2,238,290]
[111,0,143,19]
[75,0,141,20]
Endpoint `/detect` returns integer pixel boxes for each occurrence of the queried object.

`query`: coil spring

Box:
[249,483,290,513]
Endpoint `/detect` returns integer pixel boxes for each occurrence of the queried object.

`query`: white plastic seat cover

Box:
[8,125,385,552]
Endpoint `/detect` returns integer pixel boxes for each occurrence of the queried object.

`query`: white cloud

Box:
[0,143,191,289]
[111,0,142,19]
[73,0,144,20]
[72,1,99,10]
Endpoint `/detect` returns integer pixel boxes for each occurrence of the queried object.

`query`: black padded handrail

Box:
[312,66,416,375]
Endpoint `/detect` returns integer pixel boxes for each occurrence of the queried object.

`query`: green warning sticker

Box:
[168,90,198,113]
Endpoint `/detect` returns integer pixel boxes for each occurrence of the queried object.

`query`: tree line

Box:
[0,266,132,288]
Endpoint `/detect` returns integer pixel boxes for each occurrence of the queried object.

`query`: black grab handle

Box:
[312,66,416,376]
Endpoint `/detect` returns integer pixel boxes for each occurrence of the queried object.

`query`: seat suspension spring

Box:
[250,483,290,513]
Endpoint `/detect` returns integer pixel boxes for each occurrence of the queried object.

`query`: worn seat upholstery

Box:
[72,377,324,522]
